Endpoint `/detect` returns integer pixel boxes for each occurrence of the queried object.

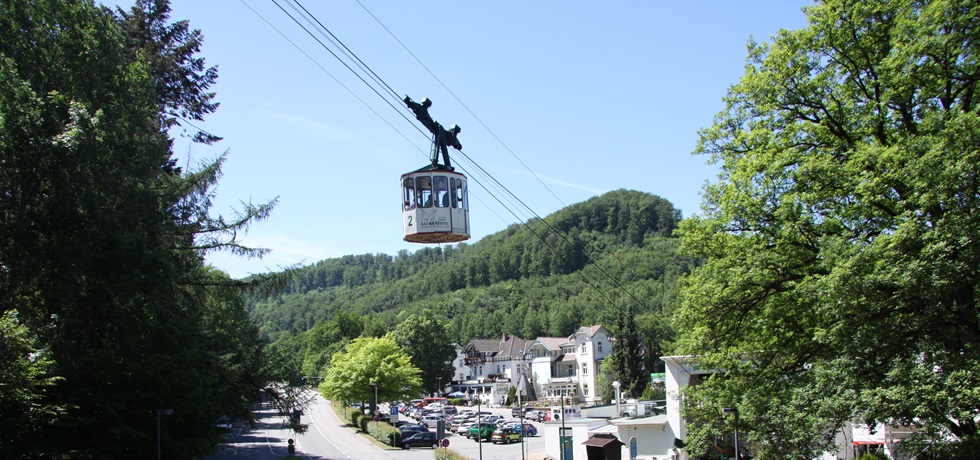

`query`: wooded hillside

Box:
[251,189,700,380]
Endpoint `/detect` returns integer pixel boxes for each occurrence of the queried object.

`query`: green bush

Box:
[358,414,369,432]
[434,447,470,460]
[858,453,890,460]
[367,421,401,446]
[347,409,363,426]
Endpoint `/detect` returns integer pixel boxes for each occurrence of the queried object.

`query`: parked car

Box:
[511,405,532,417]
[401,431,440,449]
[399,425,429,436]
[512,423,537,437]
[491,427,522,444]
[420,414,447,428]
[469,422,497,441]
[457,421,477,436]
[526,410,546,421]
[495,418,517,428]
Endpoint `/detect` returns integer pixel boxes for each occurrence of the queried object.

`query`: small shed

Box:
[583,433,625,460]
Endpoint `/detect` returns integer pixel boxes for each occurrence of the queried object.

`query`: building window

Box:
[582,363,588,375]
[581,343,586,354]
[598,342,603,353]
[584,384,589,396]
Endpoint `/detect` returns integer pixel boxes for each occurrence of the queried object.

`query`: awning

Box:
[852,424,886,445]
[582,433,624,448]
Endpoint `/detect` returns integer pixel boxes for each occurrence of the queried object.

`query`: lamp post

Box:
[722,407,739,460]
[477,392,483,460]
[156,408,173,460]
[612,381,622,417]
[371,382,378,418]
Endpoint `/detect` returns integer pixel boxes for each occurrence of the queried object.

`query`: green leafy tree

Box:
[319,336,422,406]
[0,0,273,457]
[301,311,364,378]
[676,0,980,457]
[390,309,456,395]
[0,311,63,449]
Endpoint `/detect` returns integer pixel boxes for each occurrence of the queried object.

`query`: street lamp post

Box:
[723,407,739,460]
[477,393,483,460]
[156,408,173,460]
[371,382,378,418]
[612,381,622,417]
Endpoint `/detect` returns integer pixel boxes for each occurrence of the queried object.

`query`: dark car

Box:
[399,424,429,436]
[511,406,532,417]
[401,431,440,449]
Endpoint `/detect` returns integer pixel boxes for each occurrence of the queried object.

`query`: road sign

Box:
[441,438,450,448]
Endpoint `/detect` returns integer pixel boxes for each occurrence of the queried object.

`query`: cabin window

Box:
[416,176,433,208]
[402,177,416,210]
[450,177,459,208]
[450,177,467,210]
[434,175,449,207]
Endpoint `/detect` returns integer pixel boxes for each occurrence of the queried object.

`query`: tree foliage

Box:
[676,0,980,458]
[247,190,694,347]
[390,309,456,395]
[608,305,649,399]
[319,336,422,405]
[0,0,272,458]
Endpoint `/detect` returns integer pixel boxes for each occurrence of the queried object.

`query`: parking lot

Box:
[389,403,546,460]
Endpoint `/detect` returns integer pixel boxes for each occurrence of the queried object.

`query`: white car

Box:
[420,414,447,428]
[457,421,476,435]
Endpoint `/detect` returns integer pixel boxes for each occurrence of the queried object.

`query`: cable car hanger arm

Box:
[405,95,461,171]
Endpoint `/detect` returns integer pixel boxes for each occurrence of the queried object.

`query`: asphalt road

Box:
[207,395,545,460]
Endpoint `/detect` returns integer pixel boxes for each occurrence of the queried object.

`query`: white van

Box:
[550,405,581,421]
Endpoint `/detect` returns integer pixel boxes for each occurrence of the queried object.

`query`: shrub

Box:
[358,414,369,432]
[434,447,470,460]
[367,421,401,446]
[858,454,889,460]
[348,409,363,427]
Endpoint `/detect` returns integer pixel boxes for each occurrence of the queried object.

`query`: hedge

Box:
[434,447,471,460]
[367,421,401,446]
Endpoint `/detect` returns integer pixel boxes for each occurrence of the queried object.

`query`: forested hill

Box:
[247,189,700,346]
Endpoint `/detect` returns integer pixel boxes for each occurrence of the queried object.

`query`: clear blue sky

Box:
[141,1,812,278]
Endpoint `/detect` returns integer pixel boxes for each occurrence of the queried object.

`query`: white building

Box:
[448,333,530,406]
[450,325,615,406]
[539,354,921,460]
[527,325,614,405]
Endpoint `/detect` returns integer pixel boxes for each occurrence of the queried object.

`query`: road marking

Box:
[309,405,354,459]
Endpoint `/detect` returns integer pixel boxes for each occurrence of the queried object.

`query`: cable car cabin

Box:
[402,167,469,243]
